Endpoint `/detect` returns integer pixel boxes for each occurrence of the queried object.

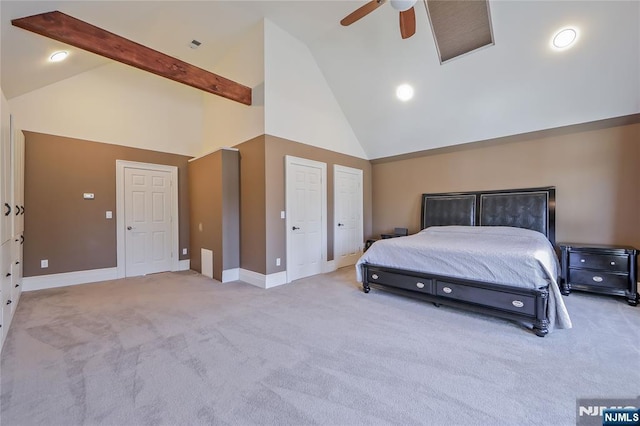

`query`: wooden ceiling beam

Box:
[12,11,252,105]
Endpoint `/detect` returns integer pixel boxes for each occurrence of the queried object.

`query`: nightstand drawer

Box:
[568,269,628,290]
[367,269,432,294]
[569,252,628,272]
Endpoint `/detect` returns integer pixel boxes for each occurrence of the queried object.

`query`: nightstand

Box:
[380,227,408,239]
[559,243,638,306]
[364,228,408,252]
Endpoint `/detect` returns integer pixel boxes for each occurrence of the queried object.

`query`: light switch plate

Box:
[106,211,113,219]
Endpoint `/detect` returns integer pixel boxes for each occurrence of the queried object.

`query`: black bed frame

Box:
[361,187,556,337]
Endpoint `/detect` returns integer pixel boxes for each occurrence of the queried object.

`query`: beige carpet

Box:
[1,268,639,425]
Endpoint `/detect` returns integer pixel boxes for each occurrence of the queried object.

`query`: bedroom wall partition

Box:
[188,149,240,282]
[233,134,372,280]
[22,132,191,279]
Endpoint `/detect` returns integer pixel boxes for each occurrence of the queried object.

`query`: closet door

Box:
[10,127,24,308]
[1,242,11,345]
[0,98,11,347]
[0,104,11,245]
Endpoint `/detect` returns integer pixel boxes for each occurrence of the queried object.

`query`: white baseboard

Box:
[265,271,287,288]
[238,269,267,288]
[323,260,337,273]
[239,269,287,289]
[222,268,240,283]
[178,259,190,271]
[23,267,119,292]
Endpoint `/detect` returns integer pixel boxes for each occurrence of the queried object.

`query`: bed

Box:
[356,187,571,337]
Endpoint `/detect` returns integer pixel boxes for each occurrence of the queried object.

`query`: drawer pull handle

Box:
[592,276,604,282]
[442,286,452,294]
[416,282,424,289]
[371,274,379,280]
[512,300,524,308]
[580,259,585,263]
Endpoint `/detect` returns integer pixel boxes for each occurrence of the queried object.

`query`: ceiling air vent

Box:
[426,0,494,63]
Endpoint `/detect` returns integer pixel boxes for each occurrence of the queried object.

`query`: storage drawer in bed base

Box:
[366,269,433,294]
[435,281,536,316]
[361,264,550,337]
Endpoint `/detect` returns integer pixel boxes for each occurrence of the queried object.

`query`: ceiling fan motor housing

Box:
[390,0,417,12]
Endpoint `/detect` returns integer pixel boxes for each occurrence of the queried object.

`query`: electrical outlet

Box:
[41,259,48,268]
[276,258,281,266]
[182,248,187,255]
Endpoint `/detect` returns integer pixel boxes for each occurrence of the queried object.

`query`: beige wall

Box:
[371,121,640,249]
[188,152,223,275]
[236,136,267,274]
[24,132,191,277]
[188,149,240,280]
[221,150,241,272]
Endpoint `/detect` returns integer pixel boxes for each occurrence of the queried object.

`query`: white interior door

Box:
[123,166,173,277]
[286,156,327,283]
[334,165,363,269]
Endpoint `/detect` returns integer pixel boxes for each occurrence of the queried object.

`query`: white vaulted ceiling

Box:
[1,1,638,159]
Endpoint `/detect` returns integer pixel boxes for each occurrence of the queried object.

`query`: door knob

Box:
[127,226,133,230]
[292,226,300,230]
[338,223,344,227]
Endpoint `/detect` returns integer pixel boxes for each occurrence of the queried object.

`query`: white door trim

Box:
[285,155,327,284]
[115,160,179,278]
[333,165,364,268]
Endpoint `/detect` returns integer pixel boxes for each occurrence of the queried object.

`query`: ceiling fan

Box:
[340,0,495,63]
[340,0,420,39]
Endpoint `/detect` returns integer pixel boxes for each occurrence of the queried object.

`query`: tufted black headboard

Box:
[421,187,556,246]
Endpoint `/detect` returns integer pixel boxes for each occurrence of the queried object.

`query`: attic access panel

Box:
[426,0,494,63]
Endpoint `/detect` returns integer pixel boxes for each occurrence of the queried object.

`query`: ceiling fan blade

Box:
[399,7,416,39]
[341,0,387,26]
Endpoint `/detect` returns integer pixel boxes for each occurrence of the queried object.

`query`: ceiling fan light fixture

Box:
[552,28,578,49]
[390,0,417,12]
[396,84,414,101]
[49,50,68,62]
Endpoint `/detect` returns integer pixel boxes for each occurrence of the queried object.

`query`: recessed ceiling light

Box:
[49,51,68,62]
[552,28,578,50]
[396,84,414,101]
